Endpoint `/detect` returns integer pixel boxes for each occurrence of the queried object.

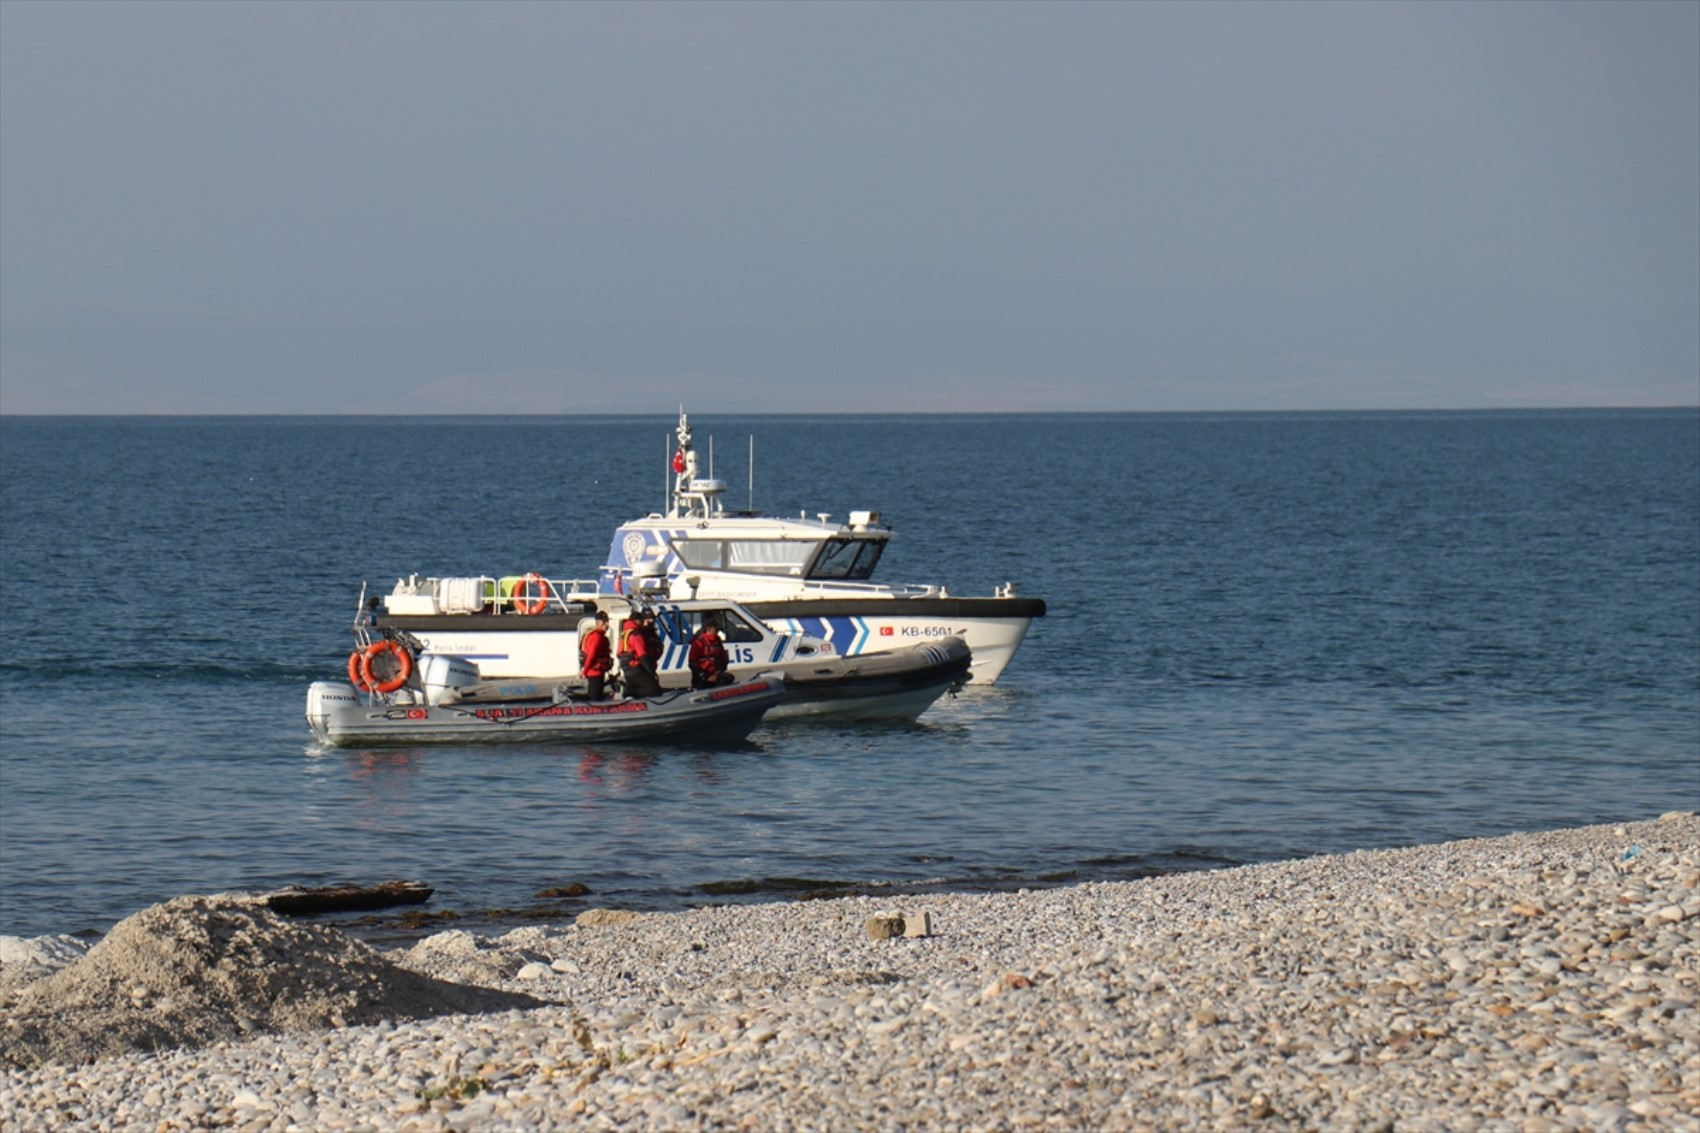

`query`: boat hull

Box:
[306,677,784,748]
[377,612,591,680]
[770,635,973,721]
[744,598,1041,686]
[372,598,984,715]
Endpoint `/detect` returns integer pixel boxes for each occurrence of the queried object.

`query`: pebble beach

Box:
[1,813,1695,1131]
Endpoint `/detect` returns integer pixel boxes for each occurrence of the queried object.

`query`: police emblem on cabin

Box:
[623,533,646,564]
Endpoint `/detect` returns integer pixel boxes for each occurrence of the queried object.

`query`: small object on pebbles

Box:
[575,908,642,928]
[866,910,932,940]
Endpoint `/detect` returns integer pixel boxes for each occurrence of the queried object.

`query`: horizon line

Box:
[3,404,1697,420]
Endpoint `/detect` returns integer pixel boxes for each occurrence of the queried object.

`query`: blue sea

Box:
[2,411,1696,942]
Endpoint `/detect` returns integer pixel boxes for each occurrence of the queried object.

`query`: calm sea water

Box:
[2,411,1696,942]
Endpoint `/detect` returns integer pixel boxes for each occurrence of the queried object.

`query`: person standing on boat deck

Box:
[617,614,640,669]
[639,608,666,683]
[688,613,733,688]
[620,608,665,698]
[580,610,613,699]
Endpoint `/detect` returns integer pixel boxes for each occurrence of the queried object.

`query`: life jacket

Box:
[580,627,611,677]
[688,629,728,676]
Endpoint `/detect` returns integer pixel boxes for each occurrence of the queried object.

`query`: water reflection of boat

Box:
[597,411,1045,684]
[576,750,663,793]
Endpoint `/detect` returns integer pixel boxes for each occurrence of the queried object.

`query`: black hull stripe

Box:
[741,597,1047,619]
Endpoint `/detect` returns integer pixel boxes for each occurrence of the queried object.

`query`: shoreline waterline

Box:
[2,813,1695,1129]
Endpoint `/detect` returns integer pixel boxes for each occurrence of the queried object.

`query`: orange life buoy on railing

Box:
[347,649,373,692]
[513,572,552,615]
[359,640,414,694]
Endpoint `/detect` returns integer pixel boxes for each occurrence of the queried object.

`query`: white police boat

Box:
[596,411,1045,684]
[334,571,972,724]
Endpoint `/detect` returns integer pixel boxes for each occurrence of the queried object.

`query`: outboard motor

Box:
[419,654,482,706]
[306,681,360,743]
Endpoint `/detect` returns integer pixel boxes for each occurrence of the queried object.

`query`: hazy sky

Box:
[2,1,1695,414]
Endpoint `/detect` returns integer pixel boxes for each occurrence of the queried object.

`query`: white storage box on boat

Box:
[435,576,492,614]
[384,594,437,615]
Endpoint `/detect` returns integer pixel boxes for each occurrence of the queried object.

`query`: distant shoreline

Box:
[3,405,1698,421]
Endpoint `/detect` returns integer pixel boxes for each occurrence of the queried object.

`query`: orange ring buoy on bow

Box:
[513,572,552,615]
[359,640,414,694]
[347,649,373,692]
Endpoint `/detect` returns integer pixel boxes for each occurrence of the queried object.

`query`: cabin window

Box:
[725,540,813,576]
[671,608,766,644]
[668,536,821,577]
[808,538,884,580]
[720,610,766,643]
[674,541,725,570]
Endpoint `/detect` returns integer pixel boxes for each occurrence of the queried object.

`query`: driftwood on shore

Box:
[261,882,434,918]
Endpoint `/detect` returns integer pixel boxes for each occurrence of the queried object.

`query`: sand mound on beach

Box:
[0,895,543,1068]
[0,935,90,994]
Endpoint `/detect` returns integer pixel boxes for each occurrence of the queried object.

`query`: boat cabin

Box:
[597,411,893,596]
[606,516,889,587]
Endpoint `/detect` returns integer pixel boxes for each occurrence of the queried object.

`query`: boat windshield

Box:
[672,538,816,576]
[807,537,885,581]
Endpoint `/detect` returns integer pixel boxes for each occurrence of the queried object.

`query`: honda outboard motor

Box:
[418,654,482,706]
[306,681,360,743]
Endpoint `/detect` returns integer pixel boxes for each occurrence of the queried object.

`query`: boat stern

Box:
[305,680,360,744]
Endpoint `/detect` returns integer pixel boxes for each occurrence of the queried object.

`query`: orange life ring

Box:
[359,640,414,694]
[513,572,552,615]
[347,649,372,692]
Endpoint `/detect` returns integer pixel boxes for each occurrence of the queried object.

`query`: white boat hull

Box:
[746,601,1034,686]
[604,534,1042,685]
